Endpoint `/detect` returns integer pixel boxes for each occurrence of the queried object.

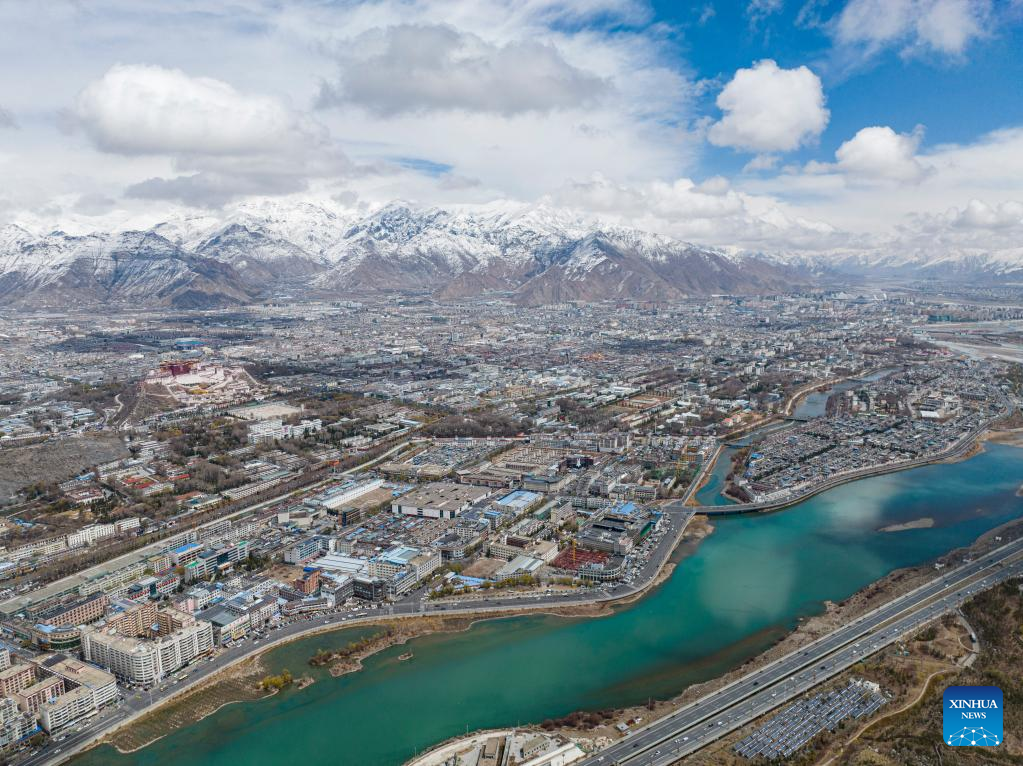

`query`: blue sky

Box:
[0,0,1021,261]
[662,0,1023,174]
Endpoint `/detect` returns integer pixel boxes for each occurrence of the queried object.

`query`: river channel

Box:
[76,438,1023,766]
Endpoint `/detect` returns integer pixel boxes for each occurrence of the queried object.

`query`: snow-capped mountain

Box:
[775,248,1023,281]
[0,201,811,308]
[0,229,253,308]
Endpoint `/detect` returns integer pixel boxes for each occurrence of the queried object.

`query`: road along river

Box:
[71,442,1023,766]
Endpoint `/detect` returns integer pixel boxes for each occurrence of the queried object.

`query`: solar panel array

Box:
[734,679,887,760]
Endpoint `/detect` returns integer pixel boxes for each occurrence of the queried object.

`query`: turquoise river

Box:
[75,442,1023,766]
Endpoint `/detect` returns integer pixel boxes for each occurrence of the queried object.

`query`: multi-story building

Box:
[408,551,441,581]
[81,617,213,685]
[39,685,95,734]
[0,663,35,697]
[170,542,202,567]
[292,569,320,595]
[14,675,64,715]
[0,697,34,752]
[79,561,148,598]
[283,537,321,565]
[107,601,158,637]
[196,606,250,645]
[34,654,117,734]
[65,523,118,550]
[37,593,109,628]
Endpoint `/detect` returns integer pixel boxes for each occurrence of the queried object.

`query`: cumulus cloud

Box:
[743,154,780,173]
[833,125,929,182]
[75,64,325,157]
[316,24,609,116]
[74,64,352,206]
[737,126,1023,257]
[833,0,991,59]
[541,173,844,250]
[0,0,694,217]
[0,106,16,129]
[946,199,1023,229]
[708,60,829,153]
[1,0,1019,269]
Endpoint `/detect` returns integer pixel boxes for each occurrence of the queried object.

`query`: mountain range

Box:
[1,201,1018,309]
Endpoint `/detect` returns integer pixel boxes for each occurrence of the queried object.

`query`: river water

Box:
[695,369,894,506]
[75,441,1023,766]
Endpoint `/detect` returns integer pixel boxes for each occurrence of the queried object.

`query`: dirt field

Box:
[0,432,129,498]
[828,582,1023,766]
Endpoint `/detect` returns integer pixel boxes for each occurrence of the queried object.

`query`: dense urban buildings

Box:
[0,289,1020,764]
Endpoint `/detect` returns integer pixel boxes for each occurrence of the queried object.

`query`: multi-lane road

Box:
[21,504,697,766]
[579,536,1023,766]
[18,438,1016,766]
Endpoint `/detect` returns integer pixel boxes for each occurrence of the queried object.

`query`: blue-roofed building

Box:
[494,489,542,513]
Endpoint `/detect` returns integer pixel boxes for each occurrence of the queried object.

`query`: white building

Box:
[307,478,384,511]
[81,620,213,685]
[0,697,33,751]
[248,418,323,444]
[37,656,118,734]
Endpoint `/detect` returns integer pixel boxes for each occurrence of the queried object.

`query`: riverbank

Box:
[108,654,272,753]
[83,425,1005,756]
[102,606,608,754]
[982,425,1023,447]
[84,513,714,758]
[522,512,1023,758]
[65,441,1023,766]
[708,418,1002,516]
[81,427,1014,756]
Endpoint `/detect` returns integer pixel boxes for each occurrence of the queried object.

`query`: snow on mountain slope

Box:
[0,229,252,308]
[2,199,813,307]
[770,247,1023,280]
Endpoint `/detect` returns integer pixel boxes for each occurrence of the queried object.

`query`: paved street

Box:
[21,504,697,766]
[18,447,1018,766]
[578,537,1023,765]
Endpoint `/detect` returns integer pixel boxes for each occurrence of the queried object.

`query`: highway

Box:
[578,536,1023,766]
[16,437,1008,766]
[0,437,420,618]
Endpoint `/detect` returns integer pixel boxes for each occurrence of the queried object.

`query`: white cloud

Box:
[0,1,696,216]
[542,173,843,250]
[317,23,609,116]
[708,60,829,153]
[747,0,785,28]
[743,154,780,173]
[946,199,1023,229]
[73,64,352,206]
[0,106,16,129]
[75,64,322,157]
[833,0,990,59]
[739,127,1023,248]
[833,125,928,182]
[0,0,1019,271]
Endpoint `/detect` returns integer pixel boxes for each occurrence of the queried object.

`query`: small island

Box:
[879,517,935,532]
